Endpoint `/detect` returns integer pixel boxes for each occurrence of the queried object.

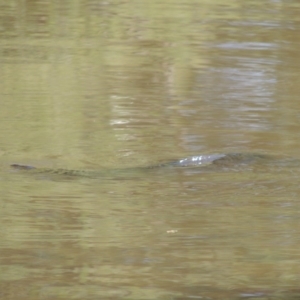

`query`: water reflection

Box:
[1,0,300,299]
[2,155,300,299]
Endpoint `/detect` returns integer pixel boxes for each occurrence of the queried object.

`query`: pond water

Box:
[1,1,300,299]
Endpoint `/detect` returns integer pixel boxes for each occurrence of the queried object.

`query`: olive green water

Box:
[1,1,300,299]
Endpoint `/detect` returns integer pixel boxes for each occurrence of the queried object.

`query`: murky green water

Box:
[1,0,300,299]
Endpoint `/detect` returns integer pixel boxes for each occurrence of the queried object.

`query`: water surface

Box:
[1,0,300,299]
